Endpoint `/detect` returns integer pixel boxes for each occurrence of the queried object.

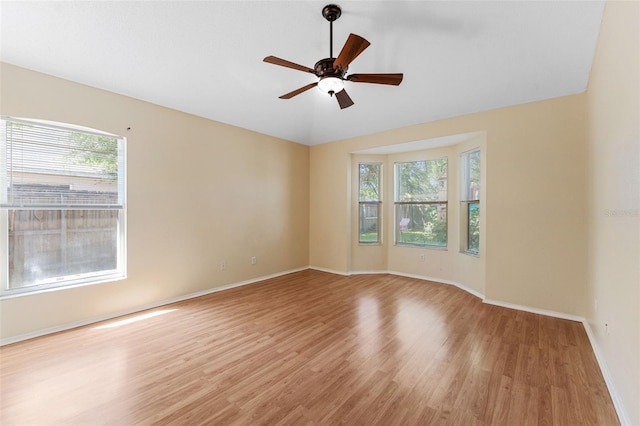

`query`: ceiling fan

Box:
[263,4,403,109]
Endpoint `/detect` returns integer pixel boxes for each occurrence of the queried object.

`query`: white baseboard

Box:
[380,269,486,300]
[482,298,584,323]
[582,320,631,426]
[349,268,582,323]
[349,270,388,275]
[0,267,308,346]
[308,265,350,276]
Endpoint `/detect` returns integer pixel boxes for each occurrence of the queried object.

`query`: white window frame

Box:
[0,117,127,297]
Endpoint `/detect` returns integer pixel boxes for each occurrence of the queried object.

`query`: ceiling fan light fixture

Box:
[317,76,344,95]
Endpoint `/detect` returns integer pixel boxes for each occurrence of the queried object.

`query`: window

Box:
[1,117,126,295]
[460,149,480,254]
[358,163,382,243]
[394,158,448,247]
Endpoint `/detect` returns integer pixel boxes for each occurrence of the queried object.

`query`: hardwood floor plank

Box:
[319,369,389,424]
[453,364,491,420]
[506,379,539,425]
[0,270,620,425]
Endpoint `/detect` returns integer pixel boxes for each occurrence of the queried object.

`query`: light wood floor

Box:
[1,270,619,425]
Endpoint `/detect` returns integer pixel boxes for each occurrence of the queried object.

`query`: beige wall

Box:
[0,63,310,340]
[309,148,350,273]
[311,94,588,317]
[585,1,639,424]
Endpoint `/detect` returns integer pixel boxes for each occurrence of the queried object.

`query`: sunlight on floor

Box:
[94,309,177,329]
[356,296,381,358]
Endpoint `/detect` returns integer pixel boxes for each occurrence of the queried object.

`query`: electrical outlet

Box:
[419,253,425,263]
[251,256,257,265]
[220,260,227,271]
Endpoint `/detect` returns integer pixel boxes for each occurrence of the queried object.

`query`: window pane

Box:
[460,149,480,255]
[8,209,121,289]
[359,162,381,244]
[359,203,380,243]
[359,163,381,202]
[395,158,447,202]
[467,203,480,253]
[462,150,480,201]
[395,203,447,247]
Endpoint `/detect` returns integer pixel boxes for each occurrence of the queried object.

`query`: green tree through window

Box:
[70,132,119,177]
[359,163,382,243]
[395,158,448,247]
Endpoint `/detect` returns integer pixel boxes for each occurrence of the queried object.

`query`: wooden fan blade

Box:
[279,82,318,99]
[263,56,315,74]
[348,73,404,85]
[334,34,370,71]
[335,89,354,109]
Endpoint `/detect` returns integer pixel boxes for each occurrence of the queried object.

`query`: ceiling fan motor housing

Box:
[314,58,346,79]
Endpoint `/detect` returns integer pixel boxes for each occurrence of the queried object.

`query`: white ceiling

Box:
[0,1,605,146]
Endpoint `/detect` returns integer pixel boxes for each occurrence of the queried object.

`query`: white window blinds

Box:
[1,117,125,208]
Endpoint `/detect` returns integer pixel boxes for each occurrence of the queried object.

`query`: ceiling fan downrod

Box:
[330,20,333,58]
[322,4,342,59]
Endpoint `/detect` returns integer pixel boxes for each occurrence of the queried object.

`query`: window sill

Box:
[0,272,126,300]
[395,243,448,251]
[461,250,480,258]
